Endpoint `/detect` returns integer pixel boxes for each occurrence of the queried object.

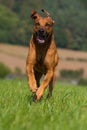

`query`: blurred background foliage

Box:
[0,0,87,51]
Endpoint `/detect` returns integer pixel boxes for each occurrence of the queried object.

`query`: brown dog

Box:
[26,9,59,101]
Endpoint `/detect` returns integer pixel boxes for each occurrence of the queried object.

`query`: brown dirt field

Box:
[0,43,87,77]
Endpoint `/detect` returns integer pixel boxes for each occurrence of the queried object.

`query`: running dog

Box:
[26,9,59,101]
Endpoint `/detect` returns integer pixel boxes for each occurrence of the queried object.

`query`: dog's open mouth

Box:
[36,31,49,44]
[36,36,45,44]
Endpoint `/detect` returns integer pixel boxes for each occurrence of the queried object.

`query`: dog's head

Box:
[31,9,54,44]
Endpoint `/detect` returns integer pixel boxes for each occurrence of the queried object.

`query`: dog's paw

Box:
[33,93,37,102]
[35,87,44,101]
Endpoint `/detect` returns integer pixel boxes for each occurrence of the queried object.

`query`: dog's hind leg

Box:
[47,74,55,98]
[33,70,42,101]
[35,69,54,100]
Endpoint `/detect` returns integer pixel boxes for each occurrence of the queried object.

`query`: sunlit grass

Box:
[0,79,87,130]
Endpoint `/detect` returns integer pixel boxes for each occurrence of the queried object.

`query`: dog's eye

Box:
[45,23,51,27]
[35,22,40,26]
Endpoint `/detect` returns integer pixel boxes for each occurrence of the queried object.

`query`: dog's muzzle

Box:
[36,28,49,44]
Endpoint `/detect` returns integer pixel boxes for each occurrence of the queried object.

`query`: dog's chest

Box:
[36,46,47,62]
[35,51,47,73]
[36,54,42,62]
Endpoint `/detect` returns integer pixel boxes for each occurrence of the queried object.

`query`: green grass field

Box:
[0,79,87,130]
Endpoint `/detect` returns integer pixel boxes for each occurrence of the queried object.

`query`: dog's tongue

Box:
[37,36,45,44]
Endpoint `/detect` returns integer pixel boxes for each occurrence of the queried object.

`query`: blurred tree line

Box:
[0,0,87,51]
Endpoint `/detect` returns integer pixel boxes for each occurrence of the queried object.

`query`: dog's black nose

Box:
[38,29,45,34]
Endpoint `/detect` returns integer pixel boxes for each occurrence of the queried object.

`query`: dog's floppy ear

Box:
[31,10,40,20]
[41,9,55,24]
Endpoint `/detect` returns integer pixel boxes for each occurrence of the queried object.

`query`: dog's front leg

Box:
[26,64,37,93]
[35,69,53,100]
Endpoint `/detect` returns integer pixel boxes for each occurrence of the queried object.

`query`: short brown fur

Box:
[26,10,59,101]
